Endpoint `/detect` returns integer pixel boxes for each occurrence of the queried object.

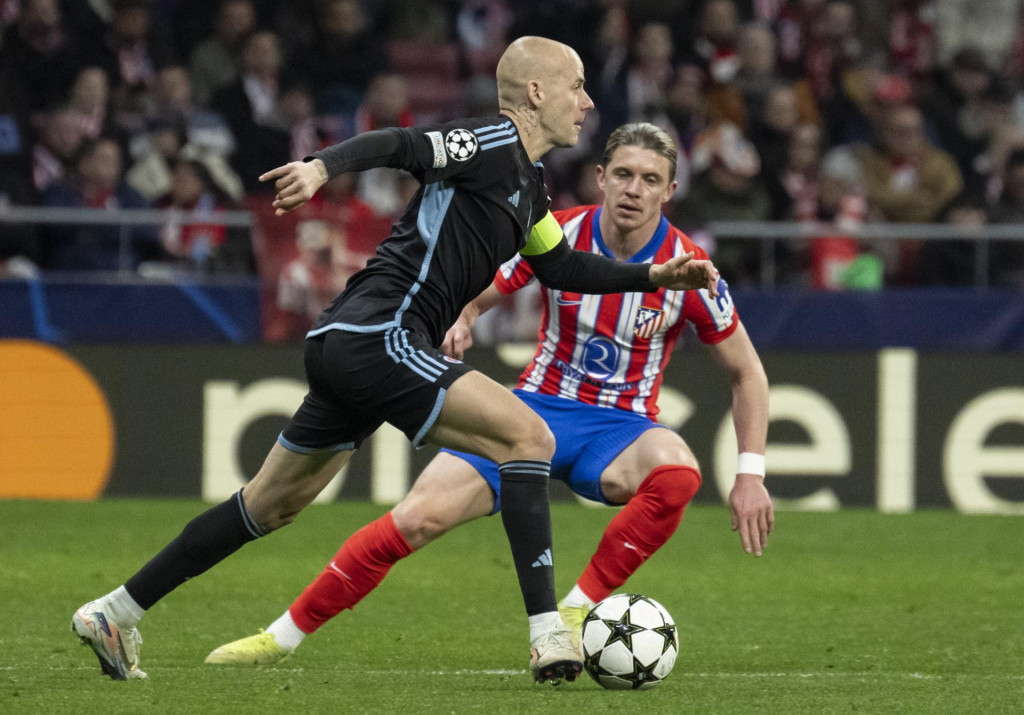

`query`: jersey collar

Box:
[590,206,669,263]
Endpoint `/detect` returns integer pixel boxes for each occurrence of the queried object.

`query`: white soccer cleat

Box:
[71,601,147,680]
[529,627,583,684]
[205,629,291,665]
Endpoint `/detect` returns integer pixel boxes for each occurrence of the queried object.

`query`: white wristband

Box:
[737,452,766,477]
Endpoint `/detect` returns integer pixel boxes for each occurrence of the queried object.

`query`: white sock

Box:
[99,586,145,628]
[561,583,597,610]
[267,611,306,652]
[528,611,562,645]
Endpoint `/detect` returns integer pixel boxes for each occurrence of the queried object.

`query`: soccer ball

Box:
[445,128,478,161]
[580,593,679,690]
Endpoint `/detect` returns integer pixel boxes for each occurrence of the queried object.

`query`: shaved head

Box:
[496,36,580,109]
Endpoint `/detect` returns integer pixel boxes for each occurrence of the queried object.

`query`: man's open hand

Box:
[259,159,329,216]
[649,252,720,296]
[729,473,774,557]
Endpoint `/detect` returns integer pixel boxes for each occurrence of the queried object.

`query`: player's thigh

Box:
[243,441,353,529]
[391,451,495,549]
[426,370,555,463]
[600,428,698,504]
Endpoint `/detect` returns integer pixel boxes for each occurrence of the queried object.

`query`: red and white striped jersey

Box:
[495,205,738,421]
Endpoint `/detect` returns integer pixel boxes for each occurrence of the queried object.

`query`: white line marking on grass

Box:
[32,665,1024,681]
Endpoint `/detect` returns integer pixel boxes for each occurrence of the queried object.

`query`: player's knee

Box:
[391,503,452,548]
[508,416,555,461]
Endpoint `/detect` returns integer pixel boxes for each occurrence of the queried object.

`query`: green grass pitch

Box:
[1,500,1022,714]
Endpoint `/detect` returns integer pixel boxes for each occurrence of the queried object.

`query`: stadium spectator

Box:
[211,30,291,193]
[886,0,937,80]
[31,106,85,194]
[767,121,823,220]
[1,0,84,110]
[672,122,771,284]
[187,0,256,105]
[271,217,336,338]
[39,137,159,271]
[625,22,675,124]
[857,103,963,283]
[95,0,179,122]
[72,37,722,686]
[918,191,989,287]
[706,22,780,133]
[67,67,113,142]
[857,103,964,223]
[289,0,387,114]
[681,0,741,84]
[155,157,250,274]
[921,47,996,195]
[204,121,772,668]
[985,147,1024,287]
[147,65,236,156]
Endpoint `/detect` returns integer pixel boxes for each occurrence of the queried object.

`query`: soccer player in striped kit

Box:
[207,122,773,666]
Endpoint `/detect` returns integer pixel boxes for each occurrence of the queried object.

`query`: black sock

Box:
[124,491,265,610]
[498,460,556,617]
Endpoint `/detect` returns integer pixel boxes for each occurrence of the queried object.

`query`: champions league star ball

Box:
[580,594,679,690]
[445,128,478,161]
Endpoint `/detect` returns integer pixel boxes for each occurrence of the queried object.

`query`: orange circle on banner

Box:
[0,340,114,499]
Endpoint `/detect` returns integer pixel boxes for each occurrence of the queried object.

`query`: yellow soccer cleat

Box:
[557,600,591,654]
[205,629,291,665]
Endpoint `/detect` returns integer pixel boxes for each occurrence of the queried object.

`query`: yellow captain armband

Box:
[521,211,563,256]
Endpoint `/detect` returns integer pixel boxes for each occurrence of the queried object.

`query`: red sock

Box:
[289,511,413,634]
[576,465,701,603]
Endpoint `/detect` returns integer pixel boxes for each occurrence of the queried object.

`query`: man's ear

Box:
[526,79,543,108]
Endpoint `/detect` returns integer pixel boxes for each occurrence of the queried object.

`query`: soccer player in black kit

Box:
[72,37,721,685]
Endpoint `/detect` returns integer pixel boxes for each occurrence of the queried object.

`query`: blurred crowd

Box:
[2,0,1024,318]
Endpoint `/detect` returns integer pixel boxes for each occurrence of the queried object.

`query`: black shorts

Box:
[279,327,473,453]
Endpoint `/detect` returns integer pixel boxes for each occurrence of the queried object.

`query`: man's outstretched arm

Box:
[522,212,720,296]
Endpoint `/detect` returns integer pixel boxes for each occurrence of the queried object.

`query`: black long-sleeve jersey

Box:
[306,115,654,347]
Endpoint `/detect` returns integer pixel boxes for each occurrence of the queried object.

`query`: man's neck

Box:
[502,110,553,163]
[598,209,661,261]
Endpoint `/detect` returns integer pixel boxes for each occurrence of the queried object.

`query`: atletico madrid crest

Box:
[633,306,664,339]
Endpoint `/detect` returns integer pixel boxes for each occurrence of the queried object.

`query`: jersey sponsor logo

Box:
[581,335,621,380]
[424,131,447,169]
[634,306,665,339]
[445,128,478,161]
[555,358,637,391]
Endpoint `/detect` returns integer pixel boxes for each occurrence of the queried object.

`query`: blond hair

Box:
[600,123,678,181]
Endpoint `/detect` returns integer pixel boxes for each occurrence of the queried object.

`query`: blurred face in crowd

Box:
[280,87,314,124]
[79,140,122,192]
[788,123,822,173]
[702,0,738,45]
[764,85,799,133]
[738,24,776,77]
[323,0,365,38]
[596,145,676,237]
[243,31,281,79]
[633,23,673,68]
[666,65,705,118]
[22,0,60,30]
[70,68,109,113]
[42,108,84,160]
[365,74,409,123]
[824,1,857,42]
[218,0,255,44]
[155,67,192,110]
[170,161,207,206]
[882,105,926,162]
[114,6,150,43]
